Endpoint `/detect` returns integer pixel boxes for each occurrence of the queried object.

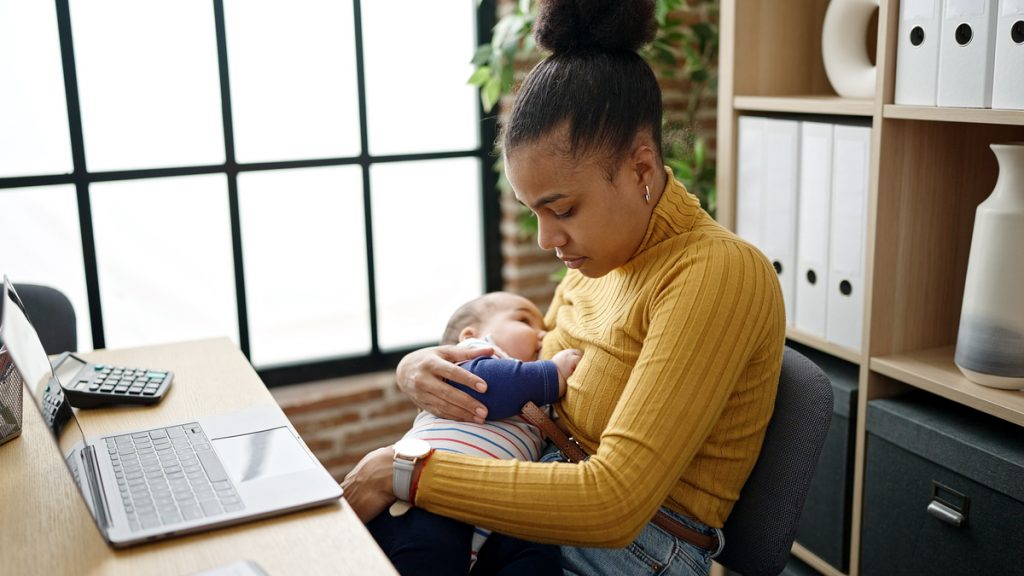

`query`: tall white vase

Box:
[955,143,1024,390]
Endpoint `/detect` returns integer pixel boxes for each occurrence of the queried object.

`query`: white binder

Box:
[736,116,764,247]
[992,0,1024,109]
[795,122,834,339]
[937,0,999,107]
[760,119,801,326]
[736,116,800,326]
[896,0,944,105]
[826,125,871,353]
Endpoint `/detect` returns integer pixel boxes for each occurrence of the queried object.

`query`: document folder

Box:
[937,0,999,107]
[826,125,871,353]
[992,0,1024,109]
[895,0,943,105]
[795,122,834,339]
[736,116,800,326]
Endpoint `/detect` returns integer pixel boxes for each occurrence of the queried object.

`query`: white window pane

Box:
[0,1,72,177]
[90,175,237,348]
[239,166,370,368]
[362,0,479,156]
[0,185,92,352]
[70,0,224,172]
[371,158,482,350]
[224,0,361,164]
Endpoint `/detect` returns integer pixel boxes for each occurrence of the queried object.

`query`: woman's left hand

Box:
[341,446,397,523]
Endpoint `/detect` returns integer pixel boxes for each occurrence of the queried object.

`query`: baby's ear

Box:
[458,326,479,342]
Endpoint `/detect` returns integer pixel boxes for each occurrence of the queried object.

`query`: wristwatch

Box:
[392,438,433,502]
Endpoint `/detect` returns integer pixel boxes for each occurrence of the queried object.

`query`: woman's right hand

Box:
[396,345,493,423]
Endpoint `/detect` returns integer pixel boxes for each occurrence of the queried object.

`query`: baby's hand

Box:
[551,349,582,397]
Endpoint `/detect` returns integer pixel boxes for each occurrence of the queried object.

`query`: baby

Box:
[366,291,581,575]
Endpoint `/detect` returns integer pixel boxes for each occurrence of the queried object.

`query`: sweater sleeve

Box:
[415,240,784,547]
[446,357,561,420]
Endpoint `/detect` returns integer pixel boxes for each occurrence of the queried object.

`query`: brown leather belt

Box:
[519,402,720,553]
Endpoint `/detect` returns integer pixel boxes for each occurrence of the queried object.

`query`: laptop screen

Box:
[0,278,90,475]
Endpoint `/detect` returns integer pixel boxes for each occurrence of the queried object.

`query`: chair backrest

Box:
[0,284,77,355]
[716,346,834,576]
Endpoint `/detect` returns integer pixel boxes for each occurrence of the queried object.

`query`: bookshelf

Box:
[715,1,1024,575]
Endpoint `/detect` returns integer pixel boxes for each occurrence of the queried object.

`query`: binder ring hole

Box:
[806,270,817,285]
[910,26,925,47]
[1012,21,1024,45]
[955,23,973,46]
[772,261,783,275]
[839,280,853,296]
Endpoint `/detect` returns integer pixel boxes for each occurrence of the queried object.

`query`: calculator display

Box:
[54,354,88,389]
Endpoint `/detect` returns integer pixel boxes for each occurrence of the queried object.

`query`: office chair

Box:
[716,346,834,576]
[0,283,77,355]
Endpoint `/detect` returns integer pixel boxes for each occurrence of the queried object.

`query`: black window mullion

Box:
[477,0,501,292]
[54,0,104,350]
[351,0,380,355]
[212,0,250,358]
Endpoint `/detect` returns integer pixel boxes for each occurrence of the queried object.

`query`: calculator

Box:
[52,352,173,408]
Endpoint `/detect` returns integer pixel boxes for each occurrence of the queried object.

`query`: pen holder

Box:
[1,344,24,446]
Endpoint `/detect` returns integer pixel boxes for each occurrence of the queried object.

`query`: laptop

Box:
[0,278,343,547]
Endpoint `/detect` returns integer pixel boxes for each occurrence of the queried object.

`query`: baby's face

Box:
[474,293,546,362]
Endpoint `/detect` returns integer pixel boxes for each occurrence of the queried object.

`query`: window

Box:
[0,0,499,385]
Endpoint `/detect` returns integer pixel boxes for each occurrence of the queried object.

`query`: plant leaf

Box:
[483,76,502,112]
[471,44,492,66]
[468,66,491,86]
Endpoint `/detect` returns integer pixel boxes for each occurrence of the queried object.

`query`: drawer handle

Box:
[927,500,964,527]
[928,481,970,528]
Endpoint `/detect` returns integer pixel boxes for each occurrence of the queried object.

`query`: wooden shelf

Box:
[883,105,1024,126]
[870,346,1024,426]
[786,327,862,365]
[792,543,848,576]
[734,95,873,117]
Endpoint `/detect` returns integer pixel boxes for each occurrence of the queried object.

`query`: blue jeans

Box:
[539,444,724,576]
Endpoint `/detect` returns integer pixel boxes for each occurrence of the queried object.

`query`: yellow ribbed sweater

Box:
[416,171,786,548]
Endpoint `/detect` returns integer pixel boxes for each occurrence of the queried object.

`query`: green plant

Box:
[470,0,720,218]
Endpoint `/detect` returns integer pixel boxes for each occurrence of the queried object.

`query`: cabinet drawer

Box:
[861,394,1024,576]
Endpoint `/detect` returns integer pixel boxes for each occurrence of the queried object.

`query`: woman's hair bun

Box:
[534,0,657,54]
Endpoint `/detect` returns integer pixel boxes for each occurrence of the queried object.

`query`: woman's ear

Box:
[458,326,479,342]
[630,133,659,186]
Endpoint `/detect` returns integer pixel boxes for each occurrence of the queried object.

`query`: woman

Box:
[343,1,785,574]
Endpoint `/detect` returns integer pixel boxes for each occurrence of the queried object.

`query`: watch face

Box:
[394,437,432,458]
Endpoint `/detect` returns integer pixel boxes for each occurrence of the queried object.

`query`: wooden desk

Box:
[0,338,396,576]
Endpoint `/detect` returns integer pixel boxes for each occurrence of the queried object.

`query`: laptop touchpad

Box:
[213,427,317,483]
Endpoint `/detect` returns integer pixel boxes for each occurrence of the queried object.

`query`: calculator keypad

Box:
[84,365,168,397]
[63,362,172,408]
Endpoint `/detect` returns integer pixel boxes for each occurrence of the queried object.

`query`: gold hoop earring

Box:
[644,185,651,204]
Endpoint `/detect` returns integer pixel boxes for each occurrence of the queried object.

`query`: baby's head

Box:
[441,292,547,362]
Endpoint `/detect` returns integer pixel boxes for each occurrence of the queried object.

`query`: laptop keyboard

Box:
[106,423,244,532]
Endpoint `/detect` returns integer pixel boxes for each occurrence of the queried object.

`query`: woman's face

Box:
[504,133,658,278]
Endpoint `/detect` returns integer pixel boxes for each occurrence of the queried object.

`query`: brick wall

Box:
[271,371,415,481]
[273,2,720,480]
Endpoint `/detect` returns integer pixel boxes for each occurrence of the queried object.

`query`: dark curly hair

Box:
[503,0,662,174]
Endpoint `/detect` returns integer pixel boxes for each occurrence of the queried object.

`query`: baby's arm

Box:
[446,350,581,420]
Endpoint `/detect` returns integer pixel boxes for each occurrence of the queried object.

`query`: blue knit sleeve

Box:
[446,357,561,420]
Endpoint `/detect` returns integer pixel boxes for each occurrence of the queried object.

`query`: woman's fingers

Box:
[421,376,487,423]
[396,346,490,422]
[434,348,490,392]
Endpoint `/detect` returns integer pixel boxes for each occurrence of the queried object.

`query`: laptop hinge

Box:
[82,445,111,530]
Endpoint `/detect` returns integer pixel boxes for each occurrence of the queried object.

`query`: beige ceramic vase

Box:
[955,143,1024,390]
